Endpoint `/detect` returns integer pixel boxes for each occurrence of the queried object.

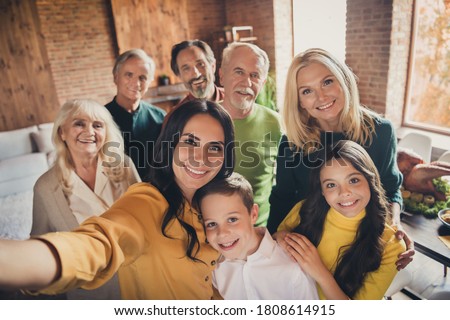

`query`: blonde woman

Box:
[267,48,414,269]
[32,99,140,299]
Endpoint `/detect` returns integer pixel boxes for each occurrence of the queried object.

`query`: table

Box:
[398,212,450,299]
[400,211,450,268]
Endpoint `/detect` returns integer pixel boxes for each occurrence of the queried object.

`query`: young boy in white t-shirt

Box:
[194,172,318,300]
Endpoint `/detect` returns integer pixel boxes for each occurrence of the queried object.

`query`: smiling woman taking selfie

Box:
[0,99,234,300]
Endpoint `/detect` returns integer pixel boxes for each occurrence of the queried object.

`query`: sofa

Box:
[0,122,54,239]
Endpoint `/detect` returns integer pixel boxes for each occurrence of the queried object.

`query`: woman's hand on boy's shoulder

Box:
[390,202,415,270]
[393,226,415,270]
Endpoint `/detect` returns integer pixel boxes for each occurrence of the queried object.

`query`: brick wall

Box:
[187,0,226,42]
[346,0,394,115]
[36,0,230,108]
[346,0,413,128]
[36,0,117,107]
[224,0,276,71]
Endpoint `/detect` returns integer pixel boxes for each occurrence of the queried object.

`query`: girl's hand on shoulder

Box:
[285,234,349,300]
[272,230,290,252]
[284,233,328,281]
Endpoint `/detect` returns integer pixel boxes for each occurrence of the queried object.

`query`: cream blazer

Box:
[31,156,140,299]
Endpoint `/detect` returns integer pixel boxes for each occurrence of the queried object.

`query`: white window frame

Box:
[403,0,450,135]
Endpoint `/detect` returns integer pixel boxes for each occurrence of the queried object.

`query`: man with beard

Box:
[171,40,225,104]
[219,42,281,227]
[105,49,166,179]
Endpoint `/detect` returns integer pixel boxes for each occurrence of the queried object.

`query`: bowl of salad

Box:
[438,209,450,228]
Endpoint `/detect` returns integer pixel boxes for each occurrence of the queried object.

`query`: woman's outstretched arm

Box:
[0,239,60,290]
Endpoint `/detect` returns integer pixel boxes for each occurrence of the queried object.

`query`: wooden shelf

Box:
[232,26,256,42]
[238,36,257,42]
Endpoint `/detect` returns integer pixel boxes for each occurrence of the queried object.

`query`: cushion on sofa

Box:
[31,124,54,154]
[0,153,49,197]
[37,122,54,130]
[0,125,38,161]
[0,153,48,195]
[0,174,44,199]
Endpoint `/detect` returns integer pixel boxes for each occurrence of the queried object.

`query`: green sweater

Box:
[268,117,403,233]
[233,104,281,226]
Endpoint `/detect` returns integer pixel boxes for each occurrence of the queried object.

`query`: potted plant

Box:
[256,73,277,111]
[158,74,170,86]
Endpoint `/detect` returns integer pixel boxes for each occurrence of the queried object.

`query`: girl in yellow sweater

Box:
[275,140,406,300]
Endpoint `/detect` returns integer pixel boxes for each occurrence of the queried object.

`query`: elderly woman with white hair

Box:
[31,99,140,299]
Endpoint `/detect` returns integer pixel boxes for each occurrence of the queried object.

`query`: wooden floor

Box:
[391,251,450,300]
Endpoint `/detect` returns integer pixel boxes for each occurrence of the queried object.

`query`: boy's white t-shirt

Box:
[212,227,319,300]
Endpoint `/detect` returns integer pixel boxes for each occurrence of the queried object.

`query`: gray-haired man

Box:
[105,49,166,179]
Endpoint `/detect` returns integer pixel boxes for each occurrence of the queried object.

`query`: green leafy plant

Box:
[256,73,277,112]
[433,177,450,195]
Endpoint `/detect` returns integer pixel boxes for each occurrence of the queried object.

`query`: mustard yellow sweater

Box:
[37,183,219,299]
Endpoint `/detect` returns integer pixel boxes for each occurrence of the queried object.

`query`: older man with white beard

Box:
[171,40,225,105]
[219,42,281,227]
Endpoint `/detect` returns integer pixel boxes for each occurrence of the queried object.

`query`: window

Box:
[404,0,450,135]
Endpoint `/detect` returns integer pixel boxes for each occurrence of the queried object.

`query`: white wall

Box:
[293,0,347,62]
